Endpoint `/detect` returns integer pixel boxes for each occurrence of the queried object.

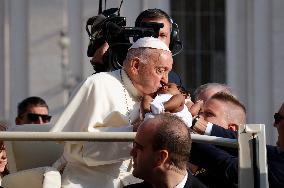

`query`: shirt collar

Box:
[121,69,141,101]
[175,172,188,188]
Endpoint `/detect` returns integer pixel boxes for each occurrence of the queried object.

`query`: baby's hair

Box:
[177,86,190,97]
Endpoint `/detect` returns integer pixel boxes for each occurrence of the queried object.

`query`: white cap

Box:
[129,37,171,53]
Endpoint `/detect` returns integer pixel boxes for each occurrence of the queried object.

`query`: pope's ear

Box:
[129,57,141,75]
[228,123,238,131]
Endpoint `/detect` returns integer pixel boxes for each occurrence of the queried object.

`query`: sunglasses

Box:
[274,113,284,124]
[27,113,52,123]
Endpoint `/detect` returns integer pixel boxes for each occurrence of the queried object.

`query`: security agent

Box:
[15,96,51,125]
[125,113,207,188]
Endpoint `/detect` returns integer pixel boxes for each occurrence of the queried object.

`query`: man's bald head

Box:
[136,114,191,170]
[194,83,234,102]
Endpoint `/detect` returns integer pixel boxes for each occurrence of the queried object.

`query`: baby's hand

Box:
[186,100,203,117]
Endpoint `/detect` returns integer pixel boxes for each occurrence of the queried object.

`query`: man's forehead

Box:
[141,17,170,24]
[205,99,244,118]
[26,105,48,112]
[147,50,172,69]
[157,49,172,59]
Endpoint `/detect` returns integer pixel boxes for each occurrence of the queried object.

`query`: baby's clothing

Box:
[145,93,192,127]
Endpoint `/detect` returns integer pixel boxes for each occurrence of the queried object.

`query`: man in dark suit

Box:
[191,102,284,188]
[124,113,207,188]
[190,92,245,188]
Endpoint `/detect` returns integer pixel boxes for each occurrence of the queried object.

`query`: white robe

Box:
[51,69,141,188]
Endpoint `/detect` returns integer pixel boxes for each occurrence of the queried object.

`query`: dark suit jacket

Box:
[211,124,237,139]
[192,125,284,188]
[191,125,238,188]
[266,145,284,188]
[191,142,238,188]
[191,125,238,187]
[210,125,238,156]
[124,172,208,188]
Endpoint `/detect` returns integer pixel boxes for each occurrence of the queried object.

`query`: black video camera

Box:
[86,8,163,72]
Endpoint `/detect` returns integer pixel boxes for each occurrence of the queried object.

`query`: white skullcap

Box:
[129,37,171,53]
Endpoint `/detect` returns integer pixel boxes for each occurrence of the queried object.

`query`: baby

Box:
[141,83,193,127]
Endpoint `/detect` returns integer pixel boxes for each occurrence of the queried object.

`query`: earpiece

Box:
[134,15,183,56]
[169,20,183,56]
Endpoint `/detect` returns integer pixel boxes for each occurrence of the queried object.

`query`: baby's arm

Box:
[164,94,185,113]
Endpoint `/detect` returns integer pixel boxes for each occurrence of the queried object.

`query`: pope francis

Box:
[51,37,173,188]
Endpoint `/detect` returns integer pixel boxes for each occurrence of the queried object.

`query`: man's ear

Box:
[129,57,141,75]
[228,123,238,131]
[155,150,169,166]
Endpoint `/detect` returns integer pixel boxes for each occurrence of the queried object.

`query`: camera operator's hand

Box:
[90,42,109,66]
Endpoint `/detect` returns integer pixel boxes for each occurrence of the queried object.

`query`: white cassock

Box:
[51,69,142,188]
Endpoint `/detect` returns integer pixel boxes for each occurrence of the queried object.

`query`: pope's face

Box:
[135,50,173,95]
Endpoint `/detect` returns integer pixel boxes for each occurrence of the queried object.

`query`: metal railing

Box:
[0,132,237,148]
[0,124,268,187]
[238,124,268,188]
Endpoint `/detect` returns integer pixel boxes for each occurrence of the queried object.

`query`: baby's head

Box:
[157,83,189,96]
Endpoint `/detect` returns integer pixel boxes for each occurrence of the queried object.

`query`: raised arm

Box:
[164,94,185,113]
